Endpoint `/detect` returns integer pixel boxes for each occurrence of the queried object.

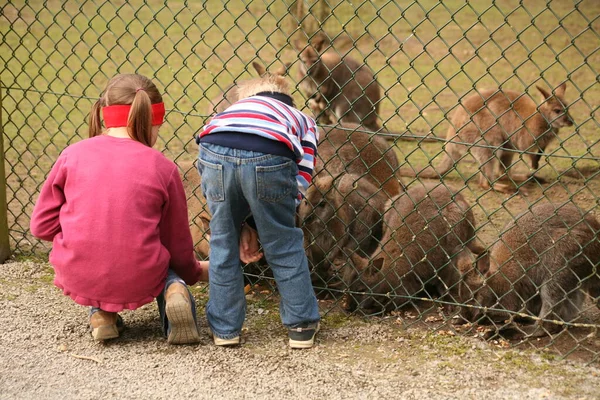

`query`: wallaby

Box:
[207,61,288,116]
[295,33,381,130]
[400,84,574,192]
[299,173,389,289]
[335,183,484,315]
[455,202,600,339]
[316,123,402,197]
[179,160,211,258]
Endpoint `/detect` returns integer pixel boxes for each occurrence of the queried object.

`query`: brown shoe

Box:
[89,310,124,341]
[165,282,201,344]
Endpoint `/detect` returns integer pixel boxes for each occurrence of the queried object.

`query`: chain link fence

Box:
[2,0,599,363]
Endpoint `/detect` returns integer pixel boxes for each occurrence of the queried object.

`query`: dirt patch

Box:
[1,259,599,399]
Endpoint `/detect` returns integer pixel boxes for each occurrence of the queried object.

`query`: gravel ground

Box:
[1,259,599,400]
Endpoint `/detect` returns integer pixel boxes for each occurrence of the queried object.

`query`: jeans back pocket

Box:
[256,160,296,203]
[198,158,225,202]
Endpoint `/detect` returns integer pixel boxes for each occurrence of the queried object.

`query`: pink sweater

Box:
[30,135,202,312]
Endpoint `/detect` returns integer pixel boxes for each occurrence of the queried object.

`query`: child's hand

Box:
[240,224,263,264]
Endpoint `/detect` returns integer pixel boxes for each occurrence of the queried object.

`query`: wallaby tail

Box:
[398,154,454,178]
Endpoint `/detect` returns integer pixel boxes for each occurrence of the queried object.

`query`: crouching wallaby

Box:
[455,203,600,339]
[400,83,574,193]
[334,183,484,315]
[207,61,288,116]
[299,174,389,289]
[316,123,402,197]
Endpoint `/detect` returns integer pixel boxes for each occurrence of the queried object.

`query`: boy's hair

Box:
[236,74,291,100]
[89,74,163,146]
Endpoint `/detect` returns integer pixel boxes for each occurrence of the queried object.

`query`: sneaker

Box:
[165,282,201,345]
[288,321,320,349]
[90,310,124,341]
[209,329,240,346]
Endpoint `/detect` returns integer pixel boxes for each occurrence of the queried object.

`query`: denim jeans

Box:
[90,269,197,337]
[198,142,320,340]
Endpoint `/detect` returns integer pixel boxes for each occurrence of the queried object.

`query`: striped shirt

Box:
[199,95,319,202]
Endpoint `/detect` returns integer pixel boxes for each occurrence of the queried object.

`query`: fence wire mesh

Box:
[1,0,600,363]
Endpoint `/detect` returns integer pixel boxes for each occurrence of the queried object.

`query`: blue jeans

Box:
[90,269,197,337]
[198,142,320,340]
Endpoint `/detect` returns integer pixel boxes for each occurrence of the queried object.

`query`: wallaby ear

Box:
[293,39,304,51]
[350,252,369,270]
[273,63,290,76]
[336,174,359,196]
[314,175,334,193]
[555,82,567,97]
[368,257,385,274]
[536,85,551,101]
[251,61,266,77]
[476,252,490,275]
[311,32,329,53]
[454,248,476,275]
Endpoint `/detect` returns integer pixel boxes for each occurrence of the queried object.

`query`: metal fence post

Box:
[0,81,11,263]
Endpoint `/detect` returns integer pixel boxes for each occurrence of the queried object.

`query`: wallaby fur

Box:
[299,173,389,289]
[315,123,402,197]
[455,203,600,339]
[295,33,381,130]
[179,160,211,259]
[400,84,574,192]
[207,61,289,116]
[336,183,484,315]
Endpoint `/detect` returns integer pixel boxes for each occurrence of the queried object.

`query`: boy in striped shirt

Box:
[196,74,321,348]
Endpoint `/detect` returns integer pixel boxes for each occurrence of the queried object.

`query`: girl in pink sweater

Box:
[30,74,208,344]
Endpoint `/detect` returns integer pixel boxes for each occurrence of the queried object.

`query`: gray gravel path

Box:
[1,260,599,400]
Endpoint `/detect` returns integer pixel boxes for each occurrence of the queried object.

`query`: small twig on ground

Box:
[69,353,102,364]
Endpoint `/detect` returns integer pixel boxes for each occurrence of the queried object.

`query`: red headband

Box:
[102,103,165,128]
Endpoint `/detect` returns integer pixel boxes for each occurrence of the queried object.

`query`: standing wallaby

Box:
[316,123,402,197]
[299,173,389,289]
[295,33,381,130]
[455,203,600,339]
[207,61,288,116]
[335,183,484,315]
[400,84,574,192]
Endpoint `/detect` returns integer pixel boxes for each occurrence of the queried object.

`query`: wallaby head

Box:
[295,32,329,75]
[536,82,574,130]
[236,73,292,100]
[300,173,387,289]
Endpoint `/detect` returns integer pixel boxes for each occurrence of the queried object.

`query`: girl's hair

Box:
[89,74,163,146]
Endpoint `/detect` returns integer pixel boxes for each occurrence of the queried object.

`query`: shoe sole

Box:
[91,324,120,341]
[166,293,201,345]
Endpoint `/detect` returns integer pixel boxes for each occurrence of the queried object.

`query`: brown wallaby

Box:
[299,173,389,289]
[335,183,484,315]
[179,160,211,258]
[207,61,289,116]
[316,123,402,197]
[295,33,381,130]
[295,33,438,142]
[455,202,600,339]
[400,84,574,192]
